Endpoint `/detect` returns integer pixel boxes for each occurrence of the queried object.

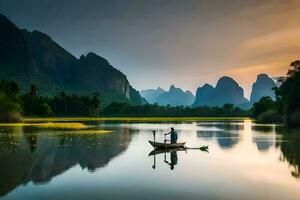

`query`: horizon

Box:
[0,0,299,98]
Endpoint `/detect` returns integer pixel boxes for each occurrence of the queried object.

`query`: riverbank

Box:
[22,117,251,123]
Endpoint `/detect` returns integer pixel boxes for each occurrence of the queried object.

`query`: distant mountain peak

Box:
[140,87,166,104]
[157,87,165,92]
[250,73,276,103]
[217,76,239,88]
[169,85,181,92]
[257,73,269,79]
[202,83,213,88]
[169,84,176,90]
[193,77,248,108]
[80,52,110,66]
[141,85,194,106]
[86,52,98,57]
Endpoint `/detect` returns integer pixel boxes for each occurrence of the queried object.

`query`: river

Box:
[0,119,299,200]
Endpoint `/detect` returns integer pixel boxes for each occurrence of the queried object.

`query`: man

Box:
[165,127,178,144]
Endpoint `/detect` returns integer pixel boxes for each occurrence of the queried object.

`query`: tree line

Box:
[252,60,300,128]
[102,103,250,117]
[0,82,100,122]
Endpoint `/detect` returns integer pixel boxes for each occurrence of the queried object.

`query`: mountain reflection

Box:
[197,130,240,149]
[196,122,242,149]
[251,125,276,151]
[0,127,132,197]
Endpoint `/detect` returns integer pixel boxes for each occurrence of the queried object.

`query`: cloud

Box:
[241,28,300,56]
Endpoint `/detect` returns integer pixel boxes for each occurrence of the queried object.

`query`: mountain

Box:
[211,76,249,106]
[140,87,165,104]
[193,76,249,107]
[250,74,276,104]
[192,84,214,107]
[155,85,195,106]
[0,14,143,106]
[0,14,51,91]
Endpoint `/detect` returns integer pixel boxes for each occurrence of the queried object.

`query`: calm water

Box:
[0,120,300,200]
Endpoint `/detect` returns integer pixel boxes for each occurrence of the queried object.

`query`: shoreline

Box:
[22,117,252,123]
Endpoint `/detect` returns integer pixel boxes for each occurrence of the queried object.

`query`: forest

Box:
[0,82,100,122]
[102,103,250,117]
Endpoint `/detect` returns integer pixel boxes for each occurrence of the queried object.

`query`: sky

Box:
[0,0,300,98]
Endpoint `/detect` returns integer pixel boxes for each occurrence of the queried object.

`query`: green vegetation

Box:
[252,60,300,127]
[0,81,101,122]
[102,103,250,117]
[0,80,22,122]
[252,96,282,123]
[23,117,249,123]
[0,122,87,129]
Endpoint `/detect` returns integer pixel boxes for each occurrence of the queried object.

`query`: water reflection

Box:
[276,127,300,179]
[0,126,133,197]
[252,125,276,152]
[149,148,185,170]
[164,151,178,170]
[1,120,300,200]
[196,122,242,149]
[197,130,239,149]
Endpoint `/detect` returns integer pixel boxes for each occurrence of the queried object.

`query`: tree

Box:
[252,96,275,118]
[22,85,53,116]
[30,84,37,98]
[277,60,300,127]
[0,99,22,122]
[0,80,22,122]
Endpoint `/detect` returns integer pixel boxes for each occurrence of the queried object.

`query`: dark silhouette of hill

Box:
[192,84,214,107]
[155,85,195,106]
[250,74,276,104]
[0,14,143,105]
[140,87,165,104]
[193,76,249,107]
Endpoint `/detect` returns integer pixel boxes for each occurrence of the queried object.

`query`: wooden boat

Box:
[148,141,186,149]
[148,147,186,156]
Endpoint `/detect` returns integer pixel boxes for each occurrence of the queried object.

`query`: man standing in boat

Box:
[165,127,178,144]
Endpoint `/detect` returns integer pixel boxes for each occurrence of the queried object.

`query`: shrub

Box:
[0,99,22,122]
[290,110,300,128]
[257,109,282,123]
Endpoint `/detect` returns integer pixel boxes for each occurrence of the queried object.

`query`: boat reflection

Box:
[149,147,208,170]
[149,148,185,170]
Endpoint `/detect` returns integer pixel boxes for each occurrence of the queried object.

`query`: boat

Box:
[148,141,186,149]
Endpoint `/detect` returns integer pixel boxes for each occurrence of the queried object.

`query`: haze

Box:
[1,0,300,98]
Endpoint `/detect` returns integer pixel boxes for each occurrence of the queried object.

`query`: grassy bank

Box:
[23,117,251,123]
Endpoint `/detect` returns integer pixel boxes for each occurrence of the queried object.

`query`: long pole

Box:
[152,130,156,169]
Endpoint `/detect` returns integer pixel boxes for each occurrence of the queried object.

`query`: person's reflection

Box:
[24,129,38,153]
[164,151,178,170]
